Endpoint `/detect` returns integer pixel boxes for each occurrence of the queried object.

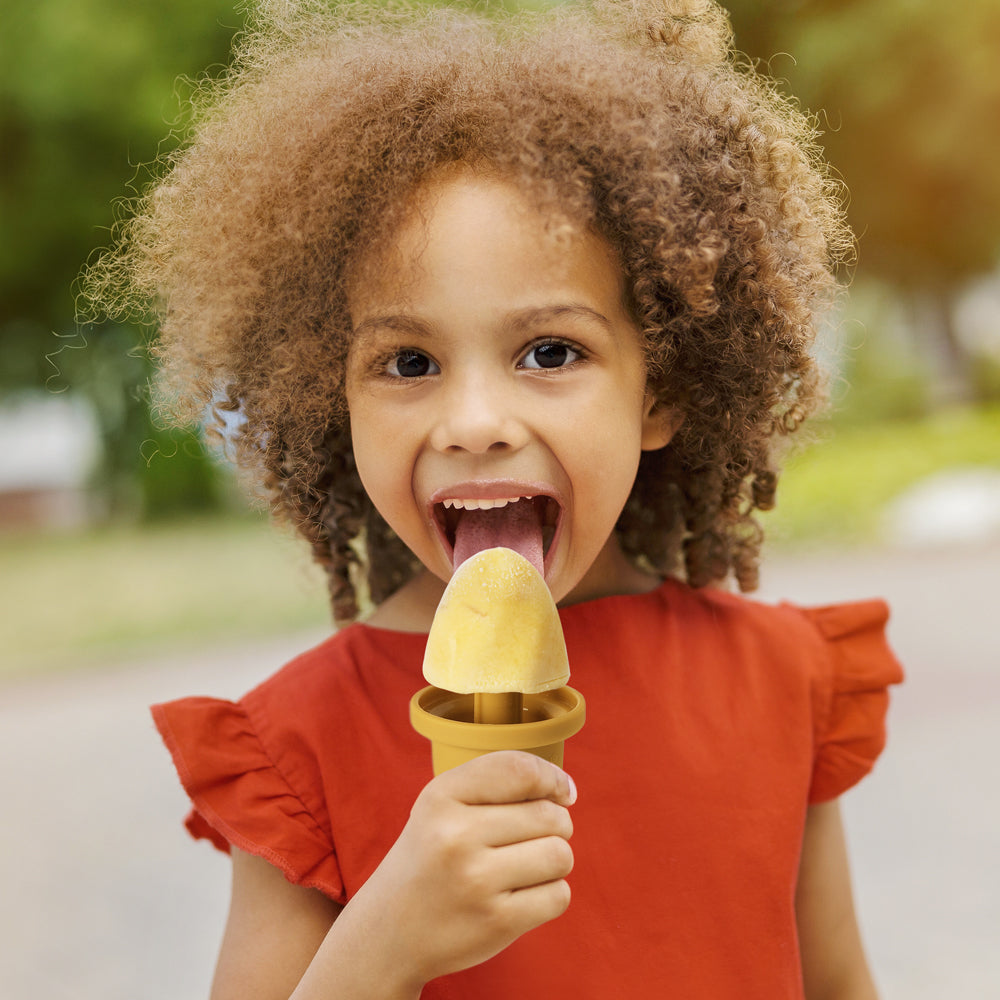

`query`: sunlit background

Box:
[1,1,997,997]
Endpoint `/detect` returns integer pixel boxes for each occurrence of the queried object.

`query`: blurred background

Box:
[1,1,997,997]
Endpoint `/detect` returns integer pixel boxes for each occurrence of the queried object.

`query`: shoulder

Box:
[245,623,426,716]
[663,583,904,803]
[154,622,427,826]
[574,579,902,692]
[661,580,897,664]
[151,623,431,899]
[231,624,428,791]
[559,580,838,701]
[628,579,836,658]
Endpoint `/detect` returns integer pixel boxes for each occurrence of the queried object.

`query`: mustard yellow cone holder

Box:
[410,685,586,775]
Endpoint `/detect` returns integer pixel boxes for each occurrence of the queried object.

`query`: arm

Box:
[795,800,879,1000]
[210,751,577,1000]
[211,848,342,1000]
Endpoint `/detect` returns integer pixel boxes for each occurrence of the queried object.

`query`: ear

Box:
[640,396,683,451]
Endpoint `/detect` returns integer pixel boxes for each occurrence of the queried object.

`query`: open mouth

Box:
[433,494,561,574]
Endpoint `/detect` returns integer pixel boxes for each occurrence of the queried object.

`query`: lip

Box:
[427,480,565,576]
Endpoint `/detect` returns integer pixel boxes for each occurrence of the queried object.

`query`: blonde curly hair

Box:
[86,0,851,623]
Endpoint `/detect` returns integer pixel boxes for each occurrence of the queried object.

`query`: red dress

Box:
[153,579,903,998]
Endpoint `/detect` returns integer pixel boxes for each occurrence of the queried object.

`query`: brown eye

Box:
[521,342,579,370]
[389,350,438,378]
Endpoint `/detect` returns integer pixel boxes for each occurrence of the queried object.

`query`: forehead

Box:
[347,169,626,319]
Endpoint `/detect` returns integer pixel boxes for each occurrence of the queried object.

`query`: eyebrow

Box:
[351,314,433,341]
[352,304,613,340]
[502,304,613,334]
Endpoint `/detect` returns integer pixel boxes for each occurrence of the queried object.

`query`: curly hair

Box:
[84,0,851,623]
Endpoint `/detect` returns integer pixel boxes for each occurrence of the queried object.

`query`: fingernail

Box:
[565,773,578,805]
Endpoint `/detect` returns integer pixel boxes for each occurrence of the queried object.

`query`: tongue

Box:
[452,500,545,575]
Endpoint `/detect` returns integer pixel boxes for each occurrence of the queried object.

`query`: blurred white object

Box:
[884,467,1000,546]
[0,393,101,528]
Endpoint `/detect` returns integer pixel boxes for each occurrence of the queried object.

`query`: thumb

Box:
[445,750,577,807]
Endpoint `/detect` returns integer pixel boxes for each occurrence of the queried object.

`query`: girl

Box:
[89,1,903,996]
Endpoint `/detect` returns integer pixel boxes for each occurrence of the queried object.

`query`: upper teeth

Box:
[442,496,533,511]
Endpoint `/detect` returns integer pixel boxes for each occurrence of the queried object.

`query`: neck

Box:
[557,537,663,608]
[361,570,446,632]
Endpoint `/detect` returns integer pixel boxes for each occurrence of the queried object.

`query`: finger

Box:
[473,798,574,848]
[502,877,573,935]
[444,751,577,807]
[490,835,575,894]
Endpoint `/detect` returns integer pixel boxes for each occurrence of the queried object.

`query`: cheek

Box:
[592,376,648,447]
[567,406,643,495]
[349,407,419,527]
[573,384,646,493]
[348,403,386,496]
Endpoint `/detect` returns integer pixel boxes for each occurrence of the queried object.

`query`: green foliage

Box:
[1,0,245,517]
[1,0,244,341]
[5,1,996,524]
[971,355,1000,402]
[769,405,1000,544]
[52,325,231,519]
[823,281,934,424]
[723,0,1000,289]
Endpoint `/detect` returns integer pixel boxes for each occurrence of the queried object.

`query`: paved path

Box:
[1,542,996,998]
[757,542,999,998]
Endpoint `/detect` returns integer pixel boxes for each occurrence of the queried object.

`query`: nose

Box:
[429,371,530,454]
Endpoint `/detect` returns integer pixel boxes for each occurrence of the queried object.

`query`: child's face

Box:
[345,171,675,605]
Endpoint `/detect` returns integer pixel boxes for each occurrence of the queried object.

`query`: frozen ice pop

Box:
[422,547,569,723]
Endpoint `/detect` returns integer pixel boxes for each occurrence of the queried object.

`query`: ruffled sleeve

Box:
[796,600,905,804]
[152,696,346,902]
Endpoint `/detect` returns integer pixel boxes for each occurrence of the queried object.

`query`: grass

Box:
[0,515,331,678]
[767,404,1000,545]
[2,404,996,679]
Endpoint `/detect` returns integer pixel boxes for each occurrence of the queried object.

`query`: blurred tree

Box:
[7,0,996,516]
[0,0,246,515]
[725,0,1000,404]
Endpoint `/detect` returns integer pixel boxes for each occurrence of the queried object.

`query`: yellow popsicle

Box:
[422,547,570,709]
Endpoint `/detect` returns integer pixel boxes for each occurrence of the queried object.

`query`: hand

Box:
[348,750,577,989]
